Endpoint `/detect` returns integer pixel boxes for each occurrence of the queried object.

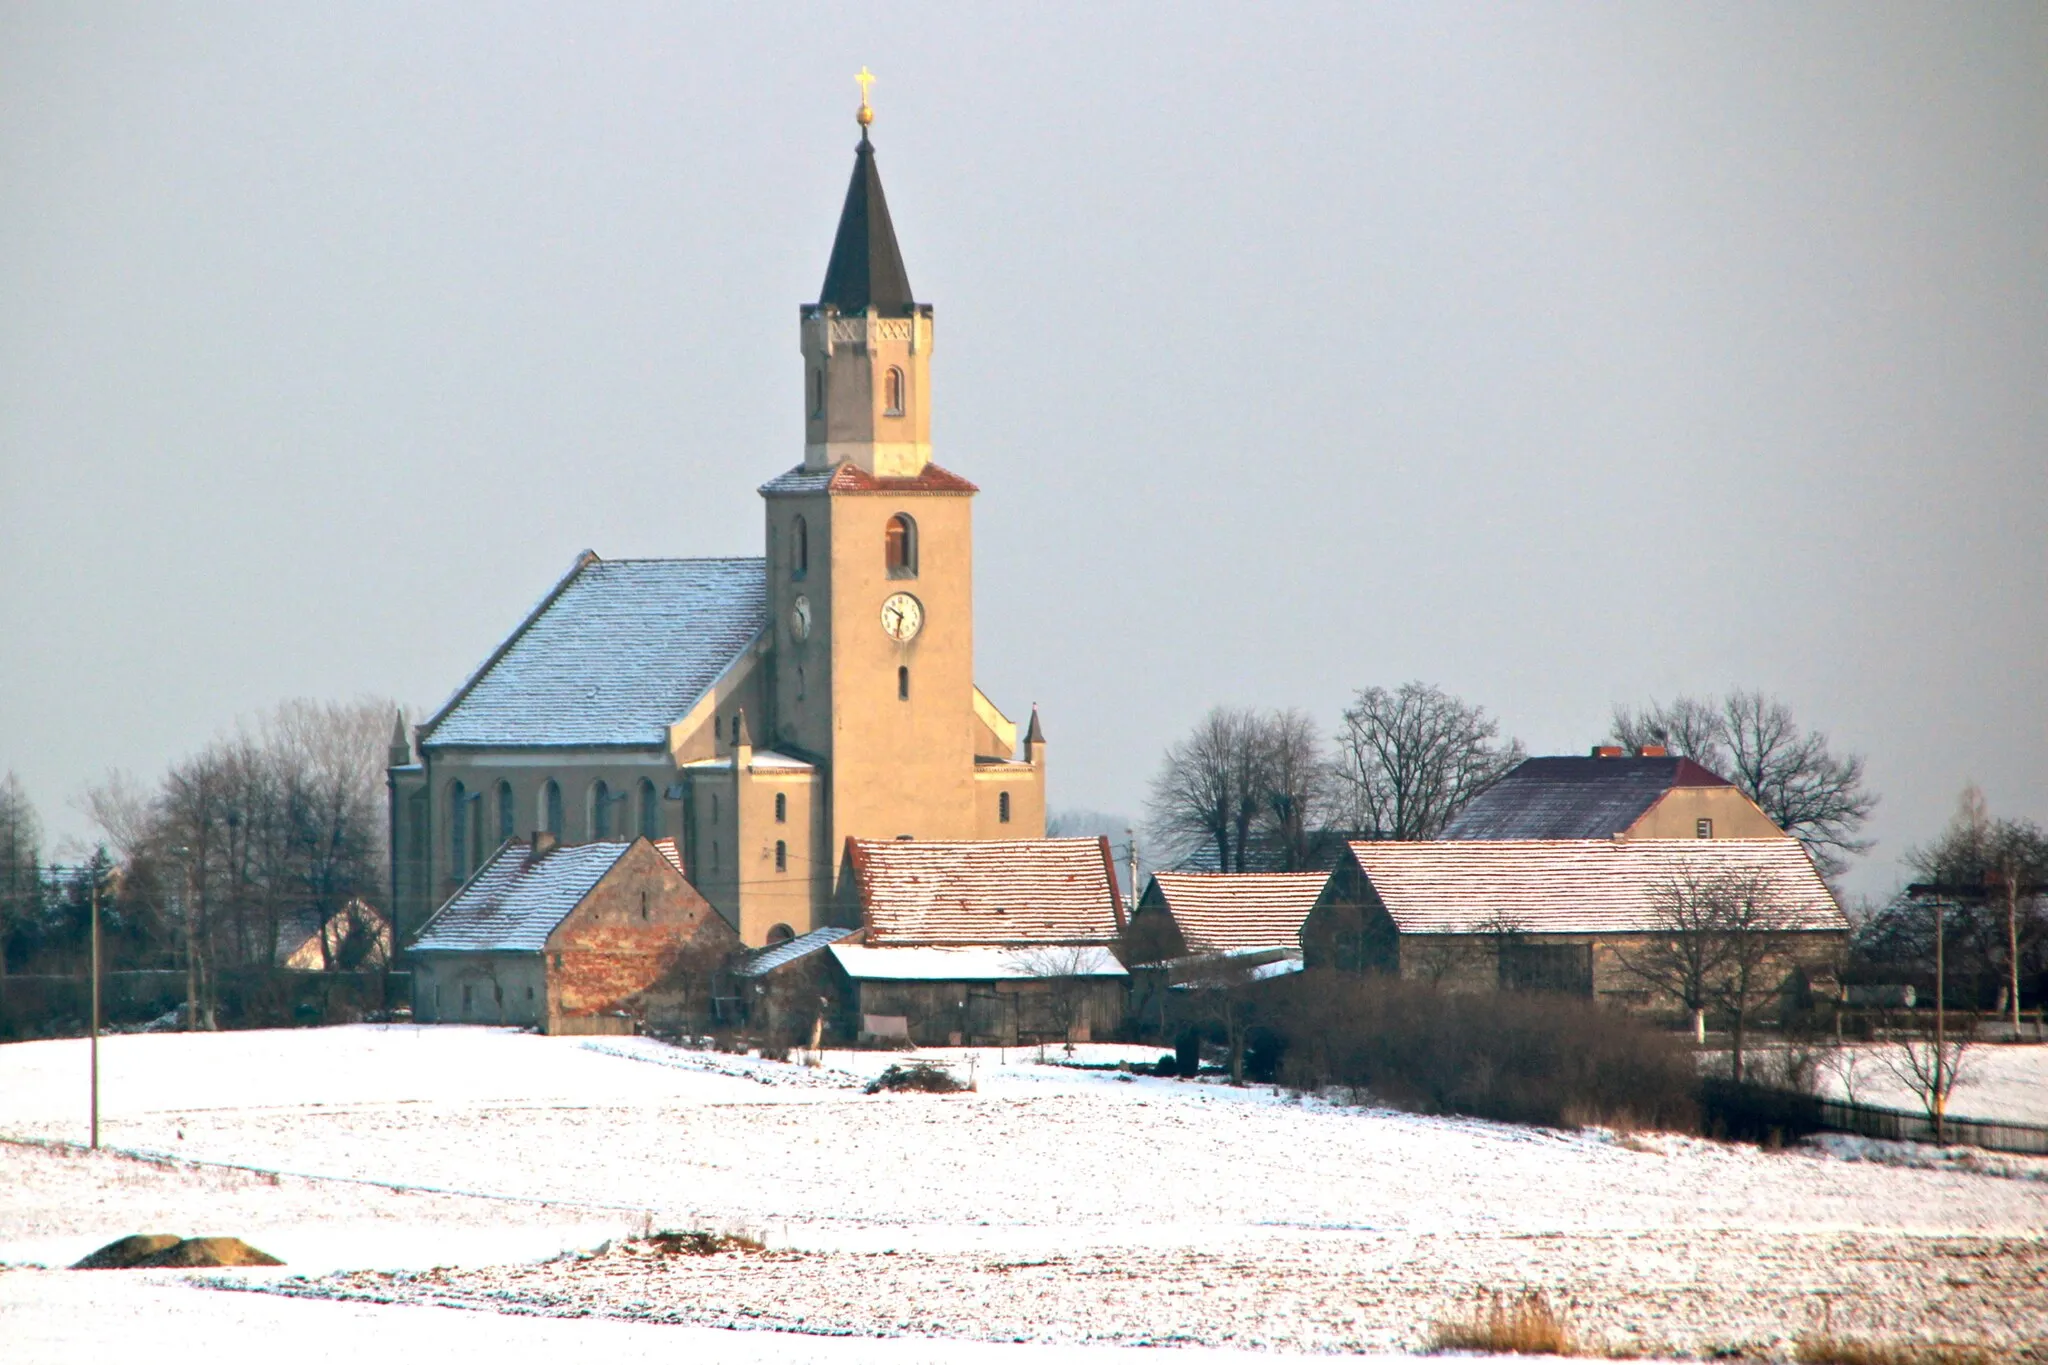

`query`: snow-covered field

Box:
[1813,1042,2048,1124]
[2,1026,2044,1360]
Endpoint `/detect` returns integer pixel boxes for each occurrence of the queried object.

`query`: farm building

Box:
[729,925,858,1043]
[408,833,738,1033]
[825,836,1128,1045]
[1300,838,1848,1006]
[1125,872,1329,962]
[1441,748,1788,843]
[276,898,391,971]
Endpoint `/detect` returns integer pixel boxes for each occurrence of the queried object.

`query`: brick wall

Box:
[545,839,741,1032]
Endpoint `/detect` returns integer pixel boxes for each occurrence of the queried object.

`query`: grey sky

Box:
[3,4,2043,902]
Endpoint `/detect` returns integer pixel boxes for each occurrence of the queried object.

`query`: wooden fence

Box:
[1702,1079,2048,1156]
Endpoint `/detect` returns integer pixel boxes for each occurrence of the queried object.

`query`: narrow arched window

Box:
[791,515,808,578]
[544,780,563,837]
[885,513,916,577]
[884,366,905,417]
[639,779,660,840]
[497,781,515,844]
[775,839,787,872]
[898,665,910,701]
[592,780,612,839]
[774,792,787,824]
[766,923,795,945]
[710,840,720,871]
[449,780,468,876]
[999,791,1012,824]
[711,792,720,824]
[810,368,823,419]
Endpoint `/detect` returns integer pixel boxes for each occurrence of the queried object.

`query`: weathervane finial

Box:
[855,66,876,129]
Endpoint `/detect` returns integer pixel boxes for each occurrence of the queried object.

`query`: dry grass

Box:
[864,1061,966,1094]
[1429,1289,1576,1355]
[637,1228,766,1256]
[1795,1335,1997,1365]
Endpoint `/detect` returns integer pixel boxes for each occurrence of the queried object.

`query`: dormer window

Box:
[884,366,906,417]
[885,513,917,577]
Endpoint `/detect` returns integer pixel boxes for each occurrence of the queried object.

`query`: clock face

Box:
[880,592,924,643]
[789,595,811,642]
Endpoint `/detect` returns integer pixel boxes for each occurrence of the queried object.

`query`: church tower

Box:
[757,84,1043,922]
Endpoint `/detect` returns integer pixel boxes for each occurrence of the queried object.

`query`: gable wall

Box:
[1626,787,1787,840]
[544,838,740,1031]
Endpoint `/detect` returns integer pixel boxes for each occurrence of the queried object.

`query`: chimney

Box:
[1589,745,1625,758]
[530,830,558,860]
[1636,745,1668,758]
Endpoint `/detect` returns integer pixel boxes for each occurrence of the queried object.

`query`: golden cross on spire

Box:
[855,66,876,127]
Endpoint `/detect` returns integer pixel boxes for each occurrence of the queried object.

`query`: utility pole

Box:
[1125,828,1139,920]
[1933,895,1946,1145]
[89,869,100,1150]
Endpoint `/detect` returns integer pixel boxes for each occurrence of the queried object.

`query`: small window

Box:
[1696,818,1714,839]
[885,513,917,577]
[898,665,909,701]
[544,780,563,837]
[796,665,806,701]
[711,793,719,824]
[810,369,823,419]
[766,924,795,945]
[775,839,787,872]
[526,985,534,1001]
[497,781,516,843]
[775,792,787,823]
[791,515,808,578]
[641,890,650,920]
[592,780,612,839]
[999,791,1011,824]
[884,366,906,417]
[449,780,468,876]
[711,841,720,871]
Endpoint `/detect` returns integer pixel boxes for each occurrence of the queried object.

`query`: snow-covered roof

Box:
[411,837,682,953]
[424,556,766,749]
[847,837,1124,947]
[829,944,1127,982]
[735,925,856,978]
[1346,838,1848,936]
[1146,872,1329,954]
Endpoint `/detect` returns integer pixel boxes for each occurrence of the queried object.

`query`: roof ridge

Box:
[421,551,598,742]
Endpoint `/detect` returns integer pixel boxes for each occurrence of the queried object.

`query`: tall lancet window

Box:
[884,366,906,417]
[885,513,916,577]
[791,515,808,579]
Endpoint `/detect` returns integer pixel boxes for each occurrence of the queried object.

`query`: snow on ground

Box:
[1814,1042,2048,1124]
[3,1025,2045,1359]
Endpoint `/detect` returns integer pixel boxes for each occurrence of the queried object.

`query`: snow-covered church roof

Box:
[423,555,766,749]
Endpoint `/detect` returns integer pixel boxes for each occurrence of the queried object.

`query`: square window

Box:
[1695,818,1713,839]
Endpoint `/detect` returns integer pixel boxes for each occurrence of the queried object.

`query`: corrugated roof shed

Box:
[848,837,1124,946]
[424,556,765,749]
[1147,872,1328,954]
[1441,756,1734,840]
[411,837,683,953]
[735,925,857,978]
[1347,838,1847,936]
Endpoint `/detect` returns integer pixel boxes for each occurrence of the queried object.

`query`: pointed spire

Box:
[817,132,914,316]
[1025,705,1045,746]
[733,707,753,752]
[387,710,411,768]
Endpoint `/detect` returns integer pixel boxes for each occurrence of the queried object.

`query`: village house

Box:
[1442,747,1789,842]
[1300,838,1848,1007]
[817,836,1128,1046]
[409,834,737,1033]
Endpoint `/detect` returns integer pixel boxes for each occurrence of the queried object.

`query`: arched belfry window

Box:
[497,781,516,844]
[885,514,917,577]
[639,779,660,840]
[884,366,906,417]
[592,780,613,839]
[543,780,563,838]
[791,515,808,578]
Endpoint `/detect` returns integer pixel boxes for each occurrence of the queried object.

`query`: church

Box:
[387,96,1048,951]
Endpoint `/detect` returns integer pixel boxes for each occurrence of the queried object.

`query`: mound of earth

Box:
[138,1236,283,1268]
[73,1234,183,1269]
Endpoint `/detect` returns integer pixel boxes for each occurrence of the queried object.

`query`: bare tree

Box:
[1615,863,1740,1044]
[1174,951,1265,1085]
[1147,708,1330,872]
[1333,683,1525,841]
[1906,784,2048,1039]
[1015,944,1108,1052]
[1609,691,1876,877]
[1878,1014,1974,1143]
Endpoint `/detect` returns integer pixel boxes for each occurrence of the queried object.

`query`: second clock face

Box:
[880,592,924,643]
[789,595,811,642]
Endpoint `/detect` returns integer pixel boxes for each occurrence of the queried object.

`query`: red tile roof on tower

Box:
[758,461,979,497]
[1344,838,1847,936]
[845,837,1124,946]
[1147,872,1329,954]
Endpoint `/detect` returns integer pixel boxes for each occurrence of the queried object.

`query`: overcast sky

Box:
[3,4,2043,901]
